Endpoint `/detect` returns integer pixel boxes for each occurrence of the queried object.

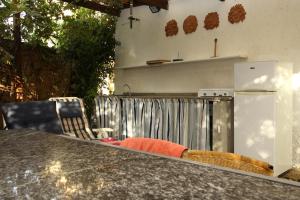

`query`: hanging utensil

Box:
[128,0,140,29]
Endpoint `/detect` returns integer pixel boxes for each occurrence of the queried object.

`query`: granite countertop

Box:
[0,130,300,200]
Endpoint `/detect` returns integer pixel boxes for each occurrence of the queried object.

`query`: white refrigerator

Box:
[234,61,293,176]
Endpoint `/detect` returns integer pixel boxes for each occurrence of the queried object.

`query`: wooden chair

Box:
[181,150,274,176]
[49,97,111,140]
[49,97,93,139]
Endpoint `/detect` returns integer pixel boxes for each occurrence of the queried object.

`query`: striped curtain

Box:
[94,96,210,150]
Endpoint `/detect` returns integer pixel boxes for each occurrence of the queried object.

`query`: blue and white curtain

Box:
[94,96,210,150]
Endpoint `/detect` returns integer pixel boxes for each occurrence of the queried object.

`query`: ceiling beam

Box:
[61,0,121,16]
[134,0,168,10]
[122,0,168,10]
[122,1,144,9]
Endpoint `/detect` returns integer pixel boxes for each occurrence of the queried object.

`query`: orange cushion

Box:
[120,138,187,158]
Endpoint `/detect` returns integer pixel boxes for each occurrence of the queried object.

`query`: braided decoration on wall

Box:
[204,12,219,30]
[165,20,179,37]
[183,15,198,34]
[228,4,246,24]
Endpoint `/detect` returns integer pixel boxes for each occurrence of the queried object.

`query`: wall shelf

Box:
[116,55,248,70]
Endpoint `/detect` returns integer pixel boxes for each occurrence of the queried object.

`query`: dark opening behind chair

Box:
[0,101,63,134]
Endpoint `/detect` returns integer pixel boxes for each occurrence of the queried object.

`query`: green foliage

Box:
[0,0,69,46]
[0,1,119,118]
[20,0,64,45]
[58,9,119,117]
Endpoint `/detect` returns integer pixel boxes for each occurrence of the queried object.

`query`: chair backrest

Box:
[0,100,63,134]
[49,97,94,140]
[181,150,274,176]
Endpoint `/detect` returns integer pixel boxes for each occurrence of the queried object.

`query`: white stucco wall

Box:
[114,0,300,164]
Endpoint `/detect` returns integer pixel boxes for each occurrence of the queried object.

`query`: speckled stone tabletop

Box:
[1,130,300,200]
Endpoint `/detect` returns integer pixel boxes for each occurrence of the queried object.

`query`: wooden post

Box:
[213,38,218,57]
[12,0,22,101]
[13,0,21,75]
